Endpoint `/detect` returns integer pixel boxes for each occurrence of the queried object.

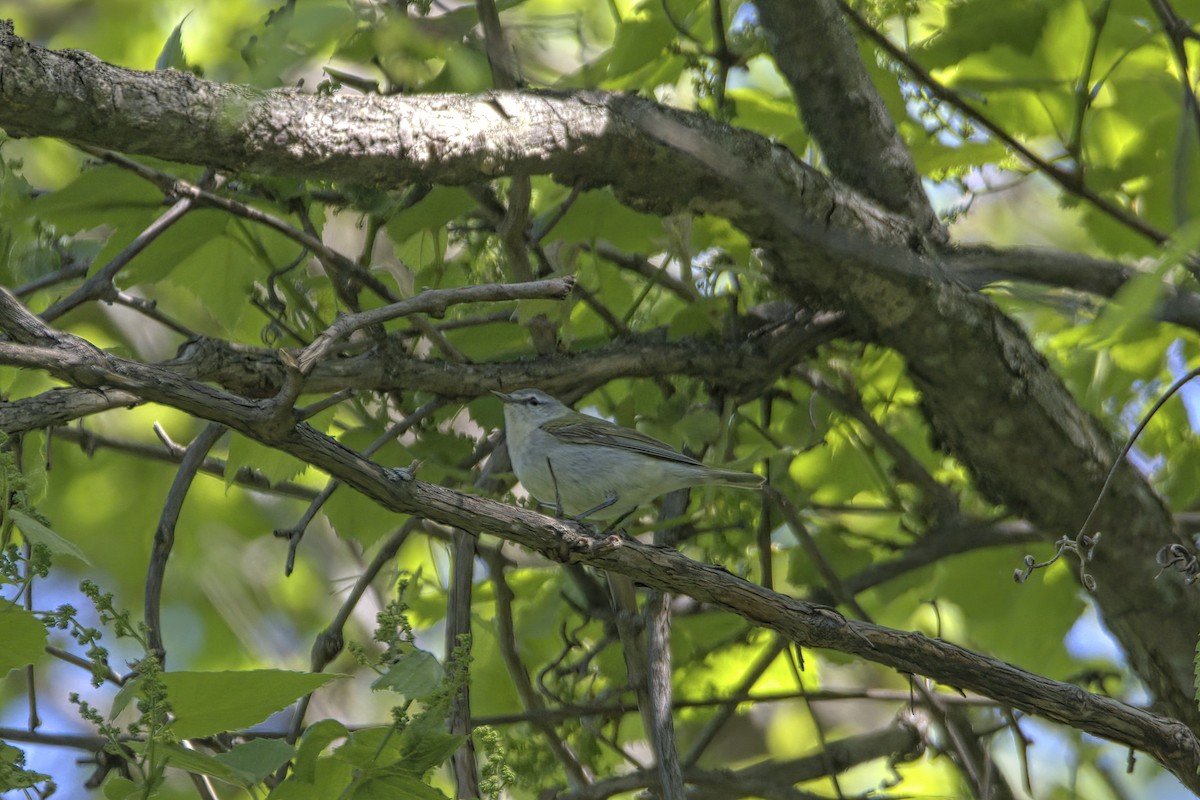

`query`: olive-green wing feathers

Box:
[539,417,706,467]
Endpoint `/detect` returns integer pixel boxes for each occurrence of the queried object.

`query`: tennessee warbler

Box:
[494,388,764,522]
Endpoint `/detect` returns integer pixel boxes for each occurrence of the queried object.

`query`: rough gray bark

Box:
[755,0,947,244]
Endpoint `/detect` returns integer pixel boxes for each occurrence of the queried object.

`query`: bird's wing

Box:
[541,418,706,467]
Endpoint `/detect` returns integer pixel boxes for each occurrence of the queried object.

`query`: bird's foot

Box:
[383,460,421,482]
[554,525,623,562]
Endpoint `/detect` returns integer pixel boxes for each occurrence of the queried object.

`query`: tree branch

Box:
[145,422,226,662]
[0,312,847,432]
[755,0,946,243]
[297,276,575,373]
[948,245,1200,334]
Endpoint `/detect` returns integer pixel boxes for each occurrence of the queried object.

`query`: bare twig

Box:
[145,423,226,662]
[40,194,197,323]
[278,398,443,575]
[683,636,789,765]
[1074,365,1200,546]
[78,147,400,305]
[298,277,575,372]
[839,1,1172,247]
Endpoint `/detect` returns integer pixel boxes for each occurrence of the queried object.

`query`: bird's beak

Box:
[491,390,515,403]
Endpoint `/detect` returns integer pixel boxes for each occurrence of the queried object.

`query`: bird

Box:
[494,388,764,523]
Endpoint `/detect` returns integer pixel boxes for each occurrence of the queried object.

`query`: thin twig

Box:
[839,1,1172,247]
[483,550,592,785]
[78,146,400,305]
[1075,365,1200,542]
[278,398,444,575]
[298,277,575,372]
[145,423,226,662]
[41,194,197,323]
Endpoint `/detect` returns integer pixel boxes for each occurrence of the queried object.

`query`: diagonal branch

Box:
[298,277,575,373]
[144,423,226,662]
[754,0,946,244]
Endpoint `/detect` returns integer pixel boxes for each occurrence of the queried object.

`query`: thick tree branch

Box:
[755,0,946,244]
[0,22,915,244]
[630,106,1199,732]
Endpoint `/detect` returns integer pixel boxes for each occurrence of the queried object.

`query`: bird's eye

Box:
[527,397,540,405]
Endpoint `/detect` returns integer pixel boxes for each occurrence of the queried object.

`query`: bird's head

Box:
[492,388,572,429]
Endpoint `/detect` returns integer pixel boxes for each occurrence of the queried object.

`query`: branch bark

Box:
[755,0,946,244]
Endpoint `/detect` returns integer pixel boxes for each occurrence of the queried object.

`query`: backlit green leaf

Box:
[163,670,344,740]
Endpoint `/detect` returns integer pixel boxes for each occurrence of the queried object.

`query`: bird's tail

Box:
[709,469,766,489]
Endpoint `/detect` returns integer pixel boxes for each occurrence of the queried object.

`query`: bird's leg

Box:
[545,457,565,518]
[572,492,619,523]
[600,508,636,535]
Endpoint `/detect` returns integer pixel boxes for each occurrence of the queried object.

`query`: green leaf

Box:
[213,738,296,784]
[122,210,229,286]
[666,302,719,340]
[110,677,141,722]
[156,12,194,72]
[351,769,450,800]
[919,548,1085,676]
[169,233,255,334]
[395,228,449,272]
[324,427,408,548]
[138,739,292,790]
[727,88,807,153]
[515,298,565,325]
[676,409,720,452]
[910,139,1011,177]
[155,742,256,787]
[269,755,353,799]
[0,741,49,789]
[544,189,664,251]
[370,649,444,699]
[918,0,1051,67]
[332,727,404,769]
[291,719,349,783]
[21,431,47,504]
[102,775,140,800]
[607,13,675,80]
[385,188,475,243]
[9,508,90,565]
[162,670,343,739]
[27,165,161,234]
[443,319,528,360]
[1085,219,1200,345]
[395,730,463,774]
